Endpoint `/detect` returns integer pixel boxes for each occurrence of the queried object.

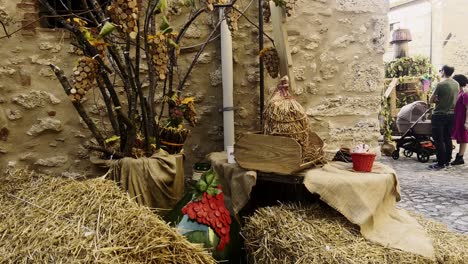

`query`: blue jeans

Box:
[431,113,454,166]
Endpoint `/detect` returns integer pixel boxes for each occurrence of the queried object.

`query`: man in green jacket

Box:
[428,65,460,170]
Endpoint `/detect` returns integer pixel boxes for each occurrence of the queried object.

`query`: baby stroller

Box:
[391,101,436,163]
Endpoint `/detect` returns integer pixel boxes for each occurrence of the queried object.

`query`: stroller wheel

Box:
[392,150,400,160]
[403,149,413,157]
[417,150,430,163]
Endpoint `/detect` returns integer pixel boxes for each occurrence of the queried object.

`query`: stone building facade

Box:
[0,0,388,176]
[386,0,468,75]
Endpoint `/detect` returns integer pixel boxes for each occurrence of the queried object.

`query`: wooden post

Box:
[269,1,296,91]
[390,86,397,117]
[259,0,265,124]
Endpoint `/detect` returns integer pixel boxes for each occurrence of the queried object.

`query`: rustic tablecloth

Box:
[208,152,434,258]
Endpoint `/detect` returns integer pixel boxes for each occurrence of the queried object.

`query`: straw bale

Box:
[242,203,468,264]
[0,170,216,264]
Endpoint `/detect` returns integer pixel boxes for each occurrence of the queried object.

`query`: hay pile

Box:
[0,170,216,264]
[242,203,468,264]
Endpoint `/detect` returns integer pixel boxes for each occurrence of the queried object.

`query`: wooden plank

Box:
[270,1,296,92]
[257,172,304,184]
[390,85,397,117]
[399,80,420,84]
[384,78,399,98]
[234,133,302,175]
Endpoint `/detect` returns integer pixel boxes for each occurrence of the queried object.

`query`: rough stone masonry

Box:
[0,0,388,176]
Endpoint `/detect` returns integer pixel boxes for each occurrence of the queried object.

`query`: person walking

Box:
[428,65,459,170]
[450,74,468,165]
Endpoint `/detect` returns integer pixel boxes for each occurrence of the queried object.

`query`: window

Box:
[38,0,108,28]
[389,22,400,33]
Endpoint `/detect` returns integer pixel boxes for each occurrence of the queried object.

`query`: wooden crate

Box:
[234,133,318,175]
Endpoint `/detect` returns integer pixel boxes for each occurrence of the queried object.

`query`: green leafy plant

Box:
[385,56,437,80]
[380,95,393,141]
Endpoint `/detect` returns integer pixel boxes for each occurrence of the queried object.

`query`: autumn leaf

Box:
[181,97,194,105]
[67,17,88,27]
[105,135,120,144]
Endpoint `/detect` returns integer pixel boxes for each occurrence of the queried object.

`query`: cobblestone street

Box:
[381,154,468,234]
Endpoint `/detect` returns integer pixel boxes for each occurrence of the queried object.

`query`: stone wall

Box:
[0,0,388,176]
[260,0,388,150]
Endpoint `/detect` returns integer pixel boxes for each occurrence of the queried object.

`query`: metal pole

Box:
[258,0,265,126]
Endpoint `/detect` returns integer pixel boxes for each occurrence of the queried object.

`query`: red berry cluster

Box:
[182,188,232,251]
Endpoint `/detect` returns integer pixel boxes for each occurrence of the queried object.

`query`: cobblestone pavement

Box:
[381,154,468,234]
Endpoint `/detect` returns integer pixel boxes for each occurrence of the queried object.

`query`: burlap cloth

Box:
[208,152,434,258]
[207,152,257,214]
[304,161,434,258]
[93,150,184,210]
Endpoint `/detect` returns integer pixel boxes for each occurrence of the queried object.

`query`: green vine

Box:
[381,56,438,139]
[385,56,436,79]
[380,95,394,142]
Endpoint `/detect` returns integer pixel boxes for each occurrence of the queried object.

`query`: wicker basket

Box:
[351,153,376,172]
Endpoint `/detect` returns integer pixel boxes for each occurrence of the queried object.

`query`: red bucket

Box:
[351,153,376,172]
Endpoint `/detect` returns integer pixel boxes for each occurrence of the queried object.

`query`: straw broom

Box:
[0,170,216,264]
[242,203,468,264]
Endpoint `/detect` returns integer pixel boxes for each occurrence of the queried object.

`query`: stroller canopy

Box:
[397,101,429,124]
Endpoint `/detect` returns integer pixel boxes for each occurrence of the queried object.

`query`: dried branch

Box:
[87,0,106,22]
[168,8,206,93]
[116,106,136,156]
[0,21,10,38]
[123,37,138,121]
[49,64,105,147]
[134,20,150,154]
[172,0,242,94]
[80,0,99,25]
[0,7,102,40]
[231,6,275,45]
[107,46,134,109]
[176,19,223,94]
[144,0,160,139]
[96,78,120,136]
[85,144,125,159]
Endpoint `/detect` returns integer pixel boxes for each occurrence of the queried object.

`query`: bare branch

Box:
[231,6,275,45]
[49,64,106,147]
[176,19,223,94]
[0,21,10,38]
[85,144,125,159]
[96,78,120,136]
